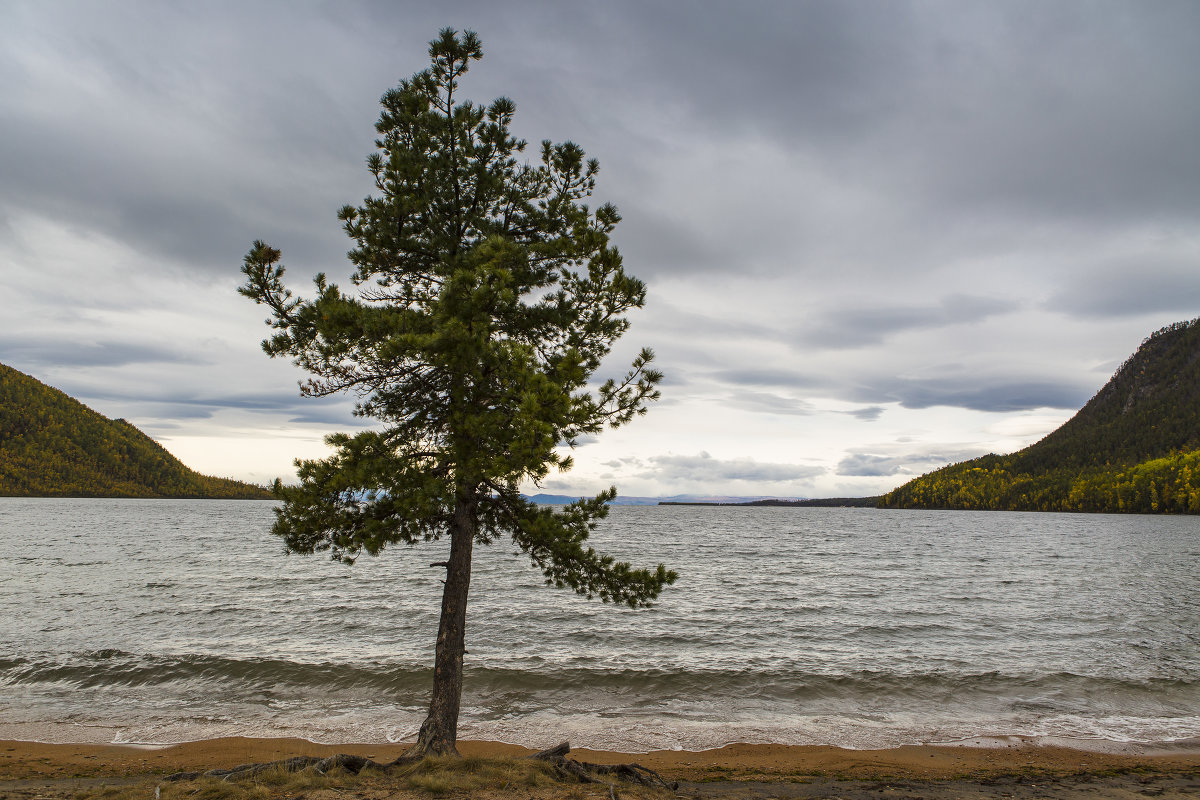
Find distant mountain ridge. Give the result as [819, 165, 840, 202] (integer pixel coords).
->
[526, 493, 803, 506]
[0, 362, 269, 498]
[882, 318, 1200, 513]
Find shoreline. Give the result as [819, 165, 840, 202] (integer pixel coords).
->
[7, 719, 1200, 757]
[7, 731, 1200, 757]
[4, 735, 1200, 782]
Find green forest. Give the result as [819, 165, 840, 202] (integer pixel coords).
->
[881, 318, 1200, 514]
[0, 362, 269, 498]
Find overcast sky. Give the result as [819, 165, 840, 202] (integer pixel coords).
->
[3, 0, 1199, 498]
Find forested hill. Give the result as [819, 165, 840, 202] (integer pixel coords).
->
[0, 362, 270, 498]
[881, 318, 1200, 514]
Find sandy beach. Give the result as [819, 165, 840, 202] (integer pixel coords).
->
[3, 736, 1200, 798]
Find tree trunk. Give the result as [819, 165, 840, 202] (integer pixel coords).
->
[406, 494, 476, 758]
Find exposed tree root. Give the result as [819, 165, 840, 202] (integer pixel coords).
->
[162, 740, 677, 794]
[532, 741, 678, 792]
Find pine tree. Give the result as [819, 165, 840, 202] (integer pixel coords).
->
[239, 28, 675, 757]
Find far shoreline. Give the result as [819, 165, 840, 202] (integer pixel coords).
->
[0, 494, 275, 500]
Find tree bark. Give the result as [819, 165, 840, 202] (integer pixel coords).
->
[406, 493, 476, 757]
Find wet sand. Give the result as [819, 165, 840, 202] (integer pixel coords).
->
[2, 736, 1199, 798]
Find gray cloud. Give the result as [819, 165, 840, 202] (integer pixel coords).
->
[710, 366, 1091, 413]
[1046, 259, 1200, 319]
[601, 457, 639, 469]
[286, 407, 368, 427]
[593, 2, 1200, 283]
[796, 294, 1020, 350]
[709, 368, 823, 390]
[634, 452, 826, 484]
[837, 447, 989, 477]
[0, 2, 392, 277]
[851, 377, 1090, 413]
[648, 305, 778, 342]
[45, 381, 361, 427]
[0, 338, 208, 369]
[845, 406, 886, 422]
[2, 1, 1197, 492]
[900, 4, 1200, 229]
[3, 1, 1198, 287]
[723, 391, 816, 417]
[836, 453, 906, 477]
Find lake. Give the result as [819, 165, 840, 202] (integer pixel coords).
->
[0, 498, 1197, 752]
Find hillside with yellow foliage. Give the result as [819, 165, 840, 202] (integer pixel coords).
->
[0, 362, 269, 498]
[882, 319, 1200, 513]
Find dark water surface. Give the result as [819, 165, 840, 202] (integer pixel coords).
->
[1, 498, 1197, 751]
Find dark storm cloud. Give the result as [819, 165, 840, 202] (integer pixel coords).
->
[5, 0, 1198, 284]
[588, 1, 1200, 280]
[0, 1, 398, 276]
[593, 0, 916, 144]
[902, 4, 1200, 229]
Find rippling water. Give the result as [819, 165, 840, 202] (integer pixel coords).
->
[1, 498, 1198, 751]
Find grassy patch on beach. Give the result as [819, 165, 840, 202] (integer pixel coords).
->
[72, 756, 670, 800]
